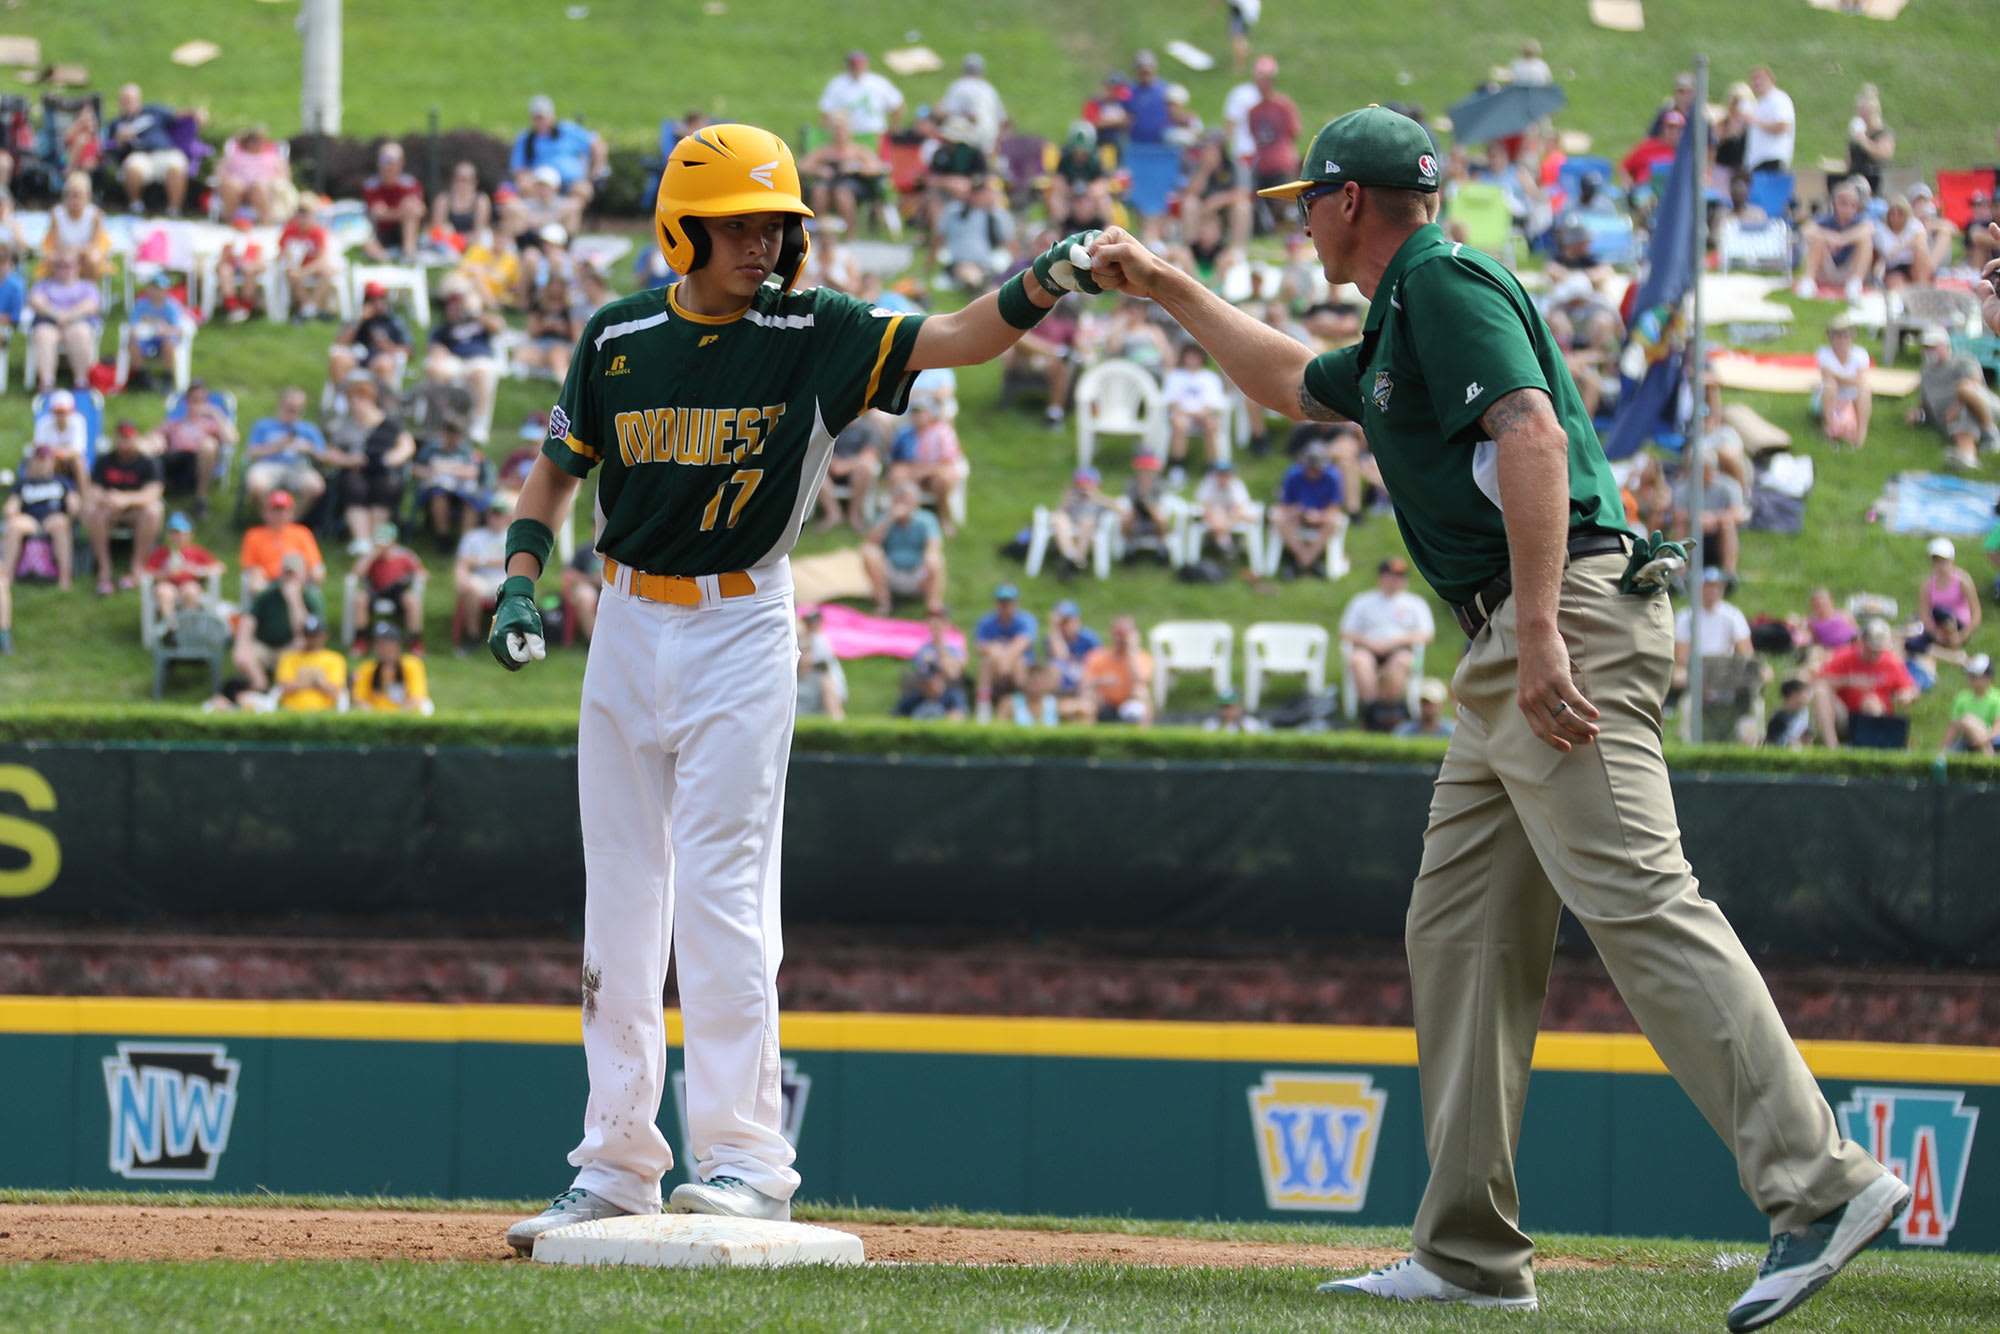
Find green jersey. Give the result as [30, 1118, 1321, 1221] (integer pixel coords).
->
[1302, 223, 1625, 606]
[1950, 688, 2000, 730]
[544, 283, 926, 575]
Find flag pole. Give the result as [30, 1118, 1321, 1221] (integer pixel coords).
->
[1687, 52, 1711, 744]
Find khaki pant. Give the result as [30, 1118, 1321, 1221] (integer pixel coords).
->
[1407, 553, 1882, 1299]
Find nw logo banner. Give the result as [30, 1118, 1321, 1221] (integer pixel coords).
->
[1838, 1086, 1979, 1245]
[102, 1042, 240, 1181]
[1248, 1072, 1387, 1212]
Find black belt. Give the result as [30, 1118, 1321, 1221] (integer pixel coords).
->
[1451, 531, 1632, 640]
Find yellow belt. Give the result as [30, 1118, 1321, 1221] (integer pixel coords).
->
[603, 557, 756, 607]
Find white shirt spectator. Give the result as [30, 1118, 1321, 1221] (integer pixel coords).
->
[1194, 471, 1252, 514]
[1815, 341, 1871, 402]
[1510, 56, 1554, 86]
[1162, 365, 1229, 416]
[819, 70, 905, 137]
[1676, 599, 1753, 653]
[935, 199, 1014, 270]
[939, 75, 1007, 153]
[1746, 85, 1796, 169]
[32, 412, 89, 459]
[1875, 215, 1927, 271]
[1222, 81, 1261, 164]
[1340, 587, 1437, 643]
[457, 523, 508, 587]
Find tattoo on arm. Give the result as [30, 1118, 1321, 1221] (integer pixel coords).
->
[1295, 380, 1340, 422]
[1480, 387, 1553, 442]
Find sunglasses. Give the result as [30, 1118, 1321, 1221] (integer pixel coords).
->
[1296, 182, 1342, 227]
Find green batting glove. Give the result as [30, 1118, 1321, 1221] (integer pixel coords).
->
[488, 574, 547, 671]
[1620, 529, 1690, 595]
[1031, 229, 1105, 296]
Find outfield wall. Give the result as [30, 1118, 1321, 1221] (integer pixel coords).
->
[3, 998, 1988, 1251]
[2, 746, 1997, 964]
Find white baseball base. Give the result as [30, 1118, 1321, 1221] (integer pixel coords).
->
[531, 1214, 866, 1269]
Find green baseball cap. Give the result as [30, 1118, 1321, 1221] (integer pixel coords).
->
[1256, 105, 1441, 201]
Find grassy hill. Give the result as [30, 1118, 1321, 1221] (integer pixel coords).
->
[2, 0, 1997, 743]
[18, 0, 2000, 170]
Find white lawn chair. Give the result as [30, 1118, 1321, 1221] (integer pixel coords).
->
[114, 306, 198, 394]
[1261, 510, 1350, 579]
[1026, 504, 1116, 579]
[1243, 622, 1330, 712]
[1883, 286, 1978, 366]
[1341, 641, 1427, 720]
[1109, 491, 1190, 568]
[347, 262, 430, 327]
[136, 568, 224, 646]
[1179, 500, 1265, 572]
[1148, 619, 1234, 703]
[266, 250, 352, 323]
[1074, 358, 1168, 469]
[1715, 217, 1794, 278]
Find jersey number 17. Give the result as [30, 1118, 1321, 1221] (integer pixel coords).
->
[699, 469, 764, 531]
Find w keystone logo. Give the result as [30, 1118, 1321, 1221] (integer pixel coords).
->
[102, 1043, 240, 1181]
[1248, 1072, 1387, 1212]
[672, 1059, 810, 1181]
[1838, 1087, 1979, 1245]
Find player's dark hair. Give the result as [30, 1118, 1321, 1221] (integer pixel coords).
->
[1367, 187, 1437, 226]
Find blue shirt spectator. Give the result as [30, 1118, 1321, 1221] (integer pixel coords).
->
[430, 310, 496, 359]
[879, 506, 941, 571]
[248, 413, 327, 468]
[1046, 601, 1102, 692]
[1126, 62, 1171, 144]
[105, 101, 178, 155]
[977, 604, 1038, 650]
[0, 264, 24, 330]
[1281, 460, 1343, 511]
[511, 99, 601, 191]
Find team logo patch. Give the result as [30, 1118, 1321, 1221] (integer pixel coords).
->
[748, 159, 779, 189]
[103, 1042, 240, 1181]
[1248, 1071, 1387, 1212]
[1838, 1087, 1980, 1245]
[672, 1059, 811, 1181]
[699, 334, 721, 348]
[547, 405, 570, 441]
[1417, 153, 1438, 179]
[606, 354, 630, 376]
[1371, 370, 1394, 412]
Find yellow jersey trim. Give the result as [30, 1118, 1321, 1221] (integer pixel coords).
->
[863, 314, 905, 407]
[563, 432, 601, 461]
[667, 283, 751, 327]
[1, 998, 1994, 1083]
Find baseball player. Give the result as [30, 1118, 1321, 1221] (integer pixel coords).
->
[1088, 106, 1907, 1331]
[499, 123, 1102, 1253]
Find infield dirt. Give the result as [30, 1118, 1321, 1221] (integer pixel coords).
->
[0, 1205, 1614, 1270]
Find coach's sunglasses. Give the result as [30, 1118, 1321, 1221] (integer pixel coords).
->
[1296, 182, 1342, 228]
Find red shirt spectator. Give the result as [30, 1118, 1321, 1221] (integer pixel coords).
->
[1821, 642, 1916, 715]
[1248, 93, 1303, 184]
[142, 535, 220, 586]
[279, 214, 330, 268]
[1620, 111, 1684, 186]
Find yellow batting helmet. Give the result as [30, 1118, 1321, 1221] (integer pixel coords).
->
[656, 123, 814, 292]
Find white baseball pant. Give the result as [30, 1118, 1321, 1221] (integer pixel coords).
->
[565, 556, 802, 1214]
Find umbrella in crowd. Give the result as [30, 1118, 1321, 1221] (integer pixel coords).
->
[1446, 82, 1567, 144]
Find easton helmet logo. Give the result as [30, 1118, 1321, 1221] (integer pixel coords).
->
[1248, 1072, 1387, 1212]
[1839, 1087, 1980, 1245]
[103, 1042, 240, 1181]
[1418, 153, 1438, 178]
[748, 160, 779, 189]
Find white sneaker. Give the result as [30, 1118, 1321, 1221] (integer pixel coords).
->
[1318, 1256, 1539, 1310]
[1726, 1171, 1912, 1331]
[669, 1175, 791, 1222]
[1792, 278, 1817, 300]
[1844, 275, 1864, 302]
[506, 1187, 634, 1254]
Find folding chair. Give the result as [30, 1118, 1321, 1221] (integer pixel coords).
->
[114, 303, 198, 394]
[151, 606, 230, 701]
[1148, 619, 1234, 702]
[1259, 510, 1348, 579]
[1025, 504, 1115, 580]
[137, 567, 224, 646]
[1243, 622, 1329, 712]
[1746, 171, 1796, 223]
[1073, 358, 1167, 469]
[1883, 287, 1977, 366]
[1933, 169, 1998, 232]
[347, 263, 431, 328]
[1123, 142, 1183, 220]
[1341, 642, 1426, 720]
[1448, 182, 1517, 266]
[1715, 217, 1795, 277]
[1180, 499, 1265, 572]
[31, 388, 105, 469]
[341, 568, 430, 648]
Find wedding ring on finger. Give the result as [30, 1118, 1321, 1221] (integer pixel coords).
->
[1551, 700, 1570, 717]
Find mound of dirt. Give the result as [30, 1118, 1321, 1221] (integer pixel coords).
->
[0, 1205, 1610, 1270]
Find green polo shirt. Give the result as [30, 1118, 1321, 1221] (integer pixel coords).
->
[1302, 223, 1625, 606]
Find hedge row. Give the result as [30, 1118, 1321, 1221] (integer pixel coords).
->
[0, 707, 1994, 783]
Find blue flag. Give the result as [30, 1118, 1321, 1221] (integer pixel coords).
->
[1602, 123, 1698, 460]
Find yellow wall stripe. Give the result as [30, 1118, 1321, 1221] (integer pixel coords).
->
[0, 998, 1990, 1084]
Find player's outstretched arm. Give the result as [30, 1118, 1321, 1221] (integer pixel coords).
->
[906, 231, 1102, 371]
[1086, 227, 1317, 418]
[488, 454, 581, 672]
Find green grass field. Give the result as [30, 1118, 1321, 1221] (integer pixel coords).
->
[5, 1, 1999, 739]
[0, 1191, 1993, 1333]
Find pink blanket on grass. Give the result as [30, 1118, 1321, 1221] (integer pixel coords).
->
[807, 602, 966, 661]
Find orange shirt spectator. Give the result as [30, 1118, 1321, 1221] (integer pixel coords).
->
[1080, 615, 1155, 725]
[240, 495, 325, 587]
